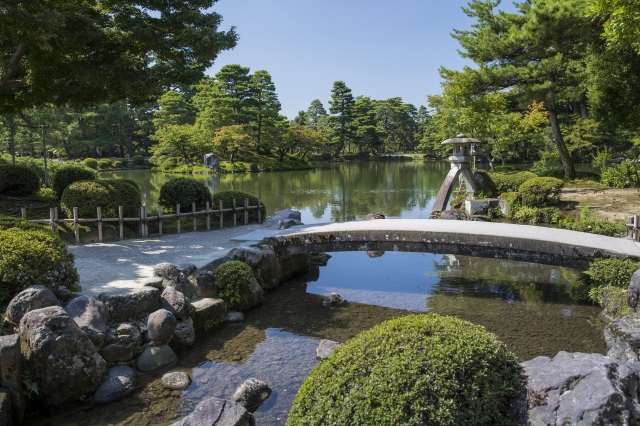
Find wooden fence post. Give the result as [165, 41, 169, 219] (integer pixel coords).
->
[97, 206, 103, 242]
[243, 198, 249, 225]
[206, 201, 211, 231]
[232, 198, 237, 227]
[176, 204, 181, 234]
[635, 215, 639, 242]
[219, 200, 224, 229]
[118, 206, 124, 240]
[73, 207, 80, 244]
[192, 202, 197, 232]
[49, 207, 57, 233]
[20, 208, 26, 220]
[140, 205, 147, 237]
[158, 206, 163, 236]
[258, 197, 262, 223]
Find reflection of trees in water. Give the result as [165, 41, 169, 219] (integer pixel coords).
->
[104, 161, 448, 220]
[431, 254, 582, 304]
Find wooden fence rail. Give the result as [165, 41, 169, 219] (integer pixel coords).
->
[21, 198, 262, 244]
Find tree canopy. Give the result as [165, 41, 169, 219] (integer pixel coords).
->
[0, 0, 237, 114]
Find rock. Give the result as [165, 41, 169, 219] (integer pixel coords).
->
[169, 321, 196, 349]
[604, 313, 640, 363]
[99, 287, 161, 322]
[277, 253, 310, 282]
[316, 339, 342, 360]
[262, 209, 302, 230]
[228, 246, 280, 290]
[153, 262, 184, 281]
[363, 213, 385, 220]
[192, 298, 227, 331]
[366, 250, 385, 258]
[628, 269, 640, 312]
[170, 397, 254, 426]
[65, 295, 108, 348]
[473, 170, 496, 197]
[161, 371, 191, 390]
[141, 276, 164, 290]
[322, 293, 347, 309]
[225, 312, 245, 323]
[499, 196, 513, 217]
[113, 322, 142, 345]
[6, 285, 60, 325]
[177, 263, 197, 276]
[147, 309, 177, 343]
[19, 306, 107, 408]
[136, 344, 177, 373]
[308, 253, 331, 266]
[522, 351, 640, 425]
[0, 334, 23, 423]
[91, 365, 137, 404]
[439, 210, 468, 220]
[153, 262, 196, 298]
[234, 275, 264, 311]
[232, 378, 271, 410]
[100, 342, 136, 363]
[193, 270, 218, 298]
[161, 287, 195, 320]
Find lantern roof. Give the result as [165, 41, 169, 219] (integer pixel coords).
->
[441, 134, 483, 145]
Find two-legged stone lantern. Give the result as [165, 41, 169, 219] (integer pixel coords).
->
[431, 134, 484, 215]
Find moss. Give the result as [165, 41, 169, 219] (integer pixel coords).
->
[287, 314, 523, 426]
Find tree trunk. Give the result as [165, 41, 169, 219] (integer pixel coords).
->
[547, 108, 576, 179]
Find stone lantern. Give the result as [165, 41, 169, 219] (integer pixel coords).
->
[431, 134, 484, 214]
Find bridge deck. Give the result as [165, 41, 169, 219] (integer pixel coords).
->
[262, 219, 640, 268]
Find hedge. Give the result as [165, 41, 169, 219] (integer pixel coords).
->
[287, 314, 523, 425]
[60, 180, 141, 218]
[211, 190, 266, 223]
[159, 178, 211, 212]
[518, 177, 563, 207]
[50, 163, 96, 198]
[0, 164, 41, 196]
[489, 171, 537, 194]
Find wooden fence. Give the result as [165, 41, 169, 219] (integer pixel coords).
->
[628, 215, 640, 242]
[21, 198, 262, 244]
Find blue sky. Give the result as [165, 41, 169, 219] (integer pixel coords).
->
[208, 1, 517, 119]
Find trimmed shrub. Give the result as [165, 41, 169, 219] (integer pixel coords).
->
[60, 180, 141, 218]
[159, 178, 211, 212]
[213, 260, 253, 309]
[0, 227, 79, 305]
[489, 171, 537, 193]
[288, 314, 523, 426]
[0, 214, 45, 232]
[211, 190, 266, 224]
[518, 177, 563, 207]
[131, 154, 145, 166]
[113, 160, 123, 169]
[98, 159, 111, 170]
[0, 164, 41, 195]
[601, 160, 640, 188]
[83, 158, 98, 169]
[50, 163, 96, 198]
[119, 179, 140, 190]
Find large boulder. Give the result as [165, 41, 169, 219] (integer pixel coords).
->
[628, 269, 640, 312]
[99, 287, 161, 322]
[100, 322, 142, 363]
[19, 306, 107, 408]
[136, 344, 177, 373]
[147, 309, 177, 344]
[604, 313, 640, 363]
[192, 270, 218, 298]
[161, 287, 195, 320]
[192, 298, 227, 331]
[5, 286, 60, 326]
[91, 365, 137, 404]
[170, 397, 254, 426]
[153, 262, 196, 298]
[277, 253, 309, 282]
[227, 246, 280, 290]
[0, 335, 23, 423]
[169, 321, 196, 349]
[232, 378, 272, 410]
[65, 295, 108, 348]
[522, 351, 640, 425]
[261, 209, 302, 230]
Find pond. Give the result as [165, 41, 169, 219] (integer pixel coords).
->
[29, 161, 607, 425]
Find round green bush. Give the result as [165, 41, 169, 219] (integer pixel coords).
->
[113, 160, 123, 169]
[60, 180, 142, 218]
[213, 260, 253, 309]
[50, 163, 96, 198]
[287, 314, 523, 425]
[0, 227, 79, 305]
[131, 154, 145, 166]
[98, 159, 111, 170]
[83, 158, 98, 169]
[518, 177, 564, 207]
[489, 171, 537, 193]
[159, 178, 211, 212]
[601, 160, 640, 188]
[211, 190, 266, 223]
[0, 164, 41, 196]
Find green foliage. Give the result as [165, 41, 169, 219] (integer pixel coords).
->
[131, 155, 145, 166]
[249, 163, 259, 172]
[473, 170, 496, 197]
[98, 159, 111, 169]
[287, 314, 523, 426]
[592, 146, 613, 173]
[559, 208, 626, 237]
[499, 192, 521, 218]
[211, 190, 266, 223]
[83, 158, 98, 170]
[0, 227, 79, 305]
[213, 261, 252, 309]
[489, 171, 538, 193]
[50, 163, 96, 198]
[593, 286, 632, 318]
[511, 206, 561, 225]
[572, 258, 640, 305]
[113, 161, 123, 169]
[0, 214, 45, 232]
[518, 177, 564, 207]
[600, 160, 640, 188]
[159, 178, 211, 212]
[160, 156, 184, 170]
[60, 180, 141, 218]
[0, 164, 40, 195]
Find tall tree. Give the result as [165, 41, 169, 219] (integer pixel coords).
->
[353, 97, 382, 154]
[0, 0, 237, 113]
[590, 0, 640, 53]
[306, 99, 328, 130]
[249, 70, 281, 153]
[453, 0, 597, 179]
[328, 81, 355, 157]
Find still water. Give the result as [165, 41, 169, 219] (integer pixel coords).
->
[34, 161, 606, 425]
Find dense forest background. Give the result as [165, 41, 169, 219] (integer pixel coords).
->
[1, 0, 639, 177]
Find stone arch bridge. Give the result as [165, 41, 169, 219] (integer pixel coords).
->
[261, 219, 640, 269]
